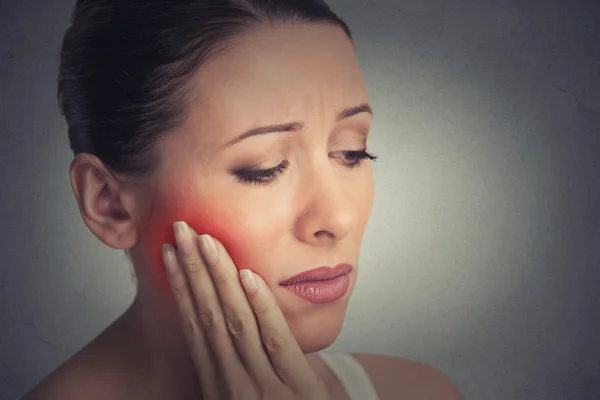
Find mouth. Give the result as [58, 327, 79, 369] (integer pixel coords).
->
[279, 264, 353, 304]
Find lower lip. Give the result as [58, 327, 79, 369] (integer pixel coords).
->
[281, 274, 350, 304]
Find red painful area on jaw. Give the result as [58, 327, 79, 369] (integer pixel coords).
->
[141, 201, 258, 294]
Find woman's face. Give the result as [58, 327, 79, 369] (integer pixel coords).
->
[139, 23, 374, 353]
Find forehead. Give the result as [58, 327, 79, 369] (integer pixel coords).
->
[187, 23, 368, 135]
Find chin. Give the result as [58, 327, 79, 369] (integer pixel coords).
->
[299, 336, 338, 354]
[289, 303, 349, 354]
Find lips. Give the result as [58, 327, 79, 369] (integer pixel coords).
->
[279, 264, 353, 286]
[279, 264, 353, 304]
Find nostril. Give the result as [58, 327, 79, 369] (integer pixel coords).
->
[314, 230, 335, 239]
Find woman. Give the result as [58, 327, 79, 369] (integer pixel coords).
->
[24, 0, 462, 399]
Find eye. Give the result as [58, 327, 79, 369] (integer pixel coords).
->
[232, 160, 289, 185]
[334, 149, 378, 168]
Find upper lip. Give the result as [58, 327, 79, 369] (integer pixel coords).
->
[279, 264, 353, 285]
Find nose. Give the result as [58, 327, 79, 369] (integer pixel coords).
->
[293, 169, 357, 246]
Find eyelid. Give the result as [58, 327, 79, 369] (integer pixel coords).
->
[330, 139, 368, 153]
[233, 160, 289, 185]
[330, 129, 369, 148]
[233, 158, 283, 172]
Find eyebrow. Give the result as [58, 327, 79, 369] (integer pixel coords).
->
[224, 102, 373, 147]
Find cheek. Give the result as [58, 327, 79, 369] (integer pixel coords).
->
[140, 192, 275, 292]
[363, 172, 375, 216]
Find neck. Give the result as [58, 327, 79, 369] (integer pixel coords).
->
[116, 250, 330, 398]
[119, 256, 202, 398]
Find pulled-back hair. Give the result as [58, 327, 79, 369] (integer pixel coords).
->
[58, 0, 352, 178]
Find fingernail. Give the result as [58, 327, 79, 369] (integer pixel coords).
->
[198, 234, 218, 266]
[162, 243, 178, 275]
[173, 221, 194, 254]
[240, 269, 257, 294]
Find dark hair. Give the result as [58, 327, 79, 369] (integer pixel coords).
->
[58, 0, 352, 178]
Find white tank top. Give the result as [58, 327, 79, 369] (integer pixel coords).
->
[317, 352, 380, 400]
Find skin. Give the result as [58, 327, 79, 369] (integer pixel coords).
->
[141, 22, 375, 354]
[23, 23, 463, 399]
[162, 222, 332, 399]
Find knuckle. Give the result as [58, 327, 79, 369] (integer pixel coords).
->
[211, 270, 228, 285]
[261, 332, 285, 353]
[252, 301, 272, 318]
[197, 308, 221, 328]
[182, 316, 198, 338]
[171, 276, 188, 293]
[184, 258, 204, 273]
[225, 313, 248, 337]
[275, 365, 296, 384]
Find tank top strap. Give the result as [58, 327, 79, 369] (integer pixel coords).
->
[317, 352, 380, 400]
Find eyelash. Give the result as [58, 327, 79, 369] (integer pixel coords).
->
[233, 150, 378, 186]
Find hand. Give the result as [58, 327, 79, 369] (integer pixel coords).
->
[161, 221, 330, 400]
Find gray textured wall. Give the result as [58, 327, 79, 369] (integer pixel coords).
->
[1, 0, 599, 399]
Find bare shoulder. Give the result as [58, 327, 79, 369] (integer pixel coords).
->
[22, 333, 140, 400]
[351, 353, 463, 400]
[22, 354, 115, 400]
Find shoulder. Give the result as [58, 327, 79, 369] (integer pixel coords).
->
[22, 338, 139, 400]
[22, 356, 111, 400]
[351, 353, 463, 400]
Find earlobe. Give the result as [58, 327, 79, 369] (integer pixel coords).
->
[69, 154, 138, 250]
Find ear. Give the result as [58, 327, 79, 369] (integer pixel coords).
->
[69, 153, 140, 250]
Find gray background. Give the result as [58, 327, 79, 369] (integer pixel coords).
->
[1, 0, 599, 399]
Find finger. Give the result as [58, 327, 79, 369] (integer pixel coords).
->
[239, 269, 317, 390]
[161, 243, 220, 400]
[199, 235, 280, 387]
[172, 221, 248, 386]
